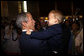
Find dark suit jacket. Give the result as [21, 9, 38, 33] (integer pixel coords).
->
[30, 24, 68, 54]
[19, 31, 49, 55]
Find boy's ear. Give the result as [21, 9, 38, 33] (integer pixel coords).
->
[55, 19, 59, 24]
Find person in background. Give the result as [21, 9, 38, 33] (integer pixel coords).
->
[70, 22, 80, 55]
[75, 19, 83, 55]
[71, 22, 80, 36]
[3, 21, 21, 55]
[75, 28, 83, 55]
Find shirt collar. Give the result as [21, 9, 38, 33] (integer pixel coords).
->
[22, 29, 27, 32]
[22, 29, 33, 32]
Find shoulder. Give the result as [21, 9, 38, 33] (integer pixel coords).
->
[20, 32, 31, 39]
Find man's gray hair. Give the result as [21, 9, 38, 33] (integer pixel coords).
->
[16, 12, 28, 29]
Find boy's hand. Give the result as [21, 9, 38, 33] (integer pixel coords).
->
[26, 30, 31, 35]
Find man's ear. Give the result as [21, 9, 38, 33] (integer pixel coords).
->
[22, 21, 27, 26]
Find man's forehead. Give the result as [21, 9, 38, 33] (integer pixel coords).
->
[27, 13, 31, 16]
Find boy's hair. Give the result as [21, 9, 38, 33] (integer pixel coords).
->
[49, 10, 63, 23]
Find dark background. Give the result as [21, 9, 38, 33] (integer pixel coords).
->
[1, 0, 83, 20]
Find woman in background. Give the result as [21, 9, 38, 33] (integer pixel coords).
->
[3, 21, 21, 55]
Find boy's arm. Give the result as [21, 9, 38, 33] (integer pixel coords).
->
[31, 30, 54, 40]
[27, 28, 61, 40]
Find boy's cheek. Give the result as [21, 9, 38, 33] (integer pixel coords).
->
[49, 21, 53, 25]
[49, 19, 54, 23]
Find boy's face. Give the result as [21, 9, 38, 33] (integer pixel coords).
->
[48, 13, 58, 26]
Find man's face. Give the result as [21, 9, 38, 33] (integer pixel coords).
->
[48, 13, 58, 26]
[26, 13, 35, 30]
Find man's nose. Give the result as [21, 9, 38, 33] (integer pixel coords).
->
[34, 20, 35, 23]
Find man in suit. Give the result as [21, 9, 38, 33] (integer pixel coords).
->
[26, 10, 71, 55]
[16, 12, 49, 55]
